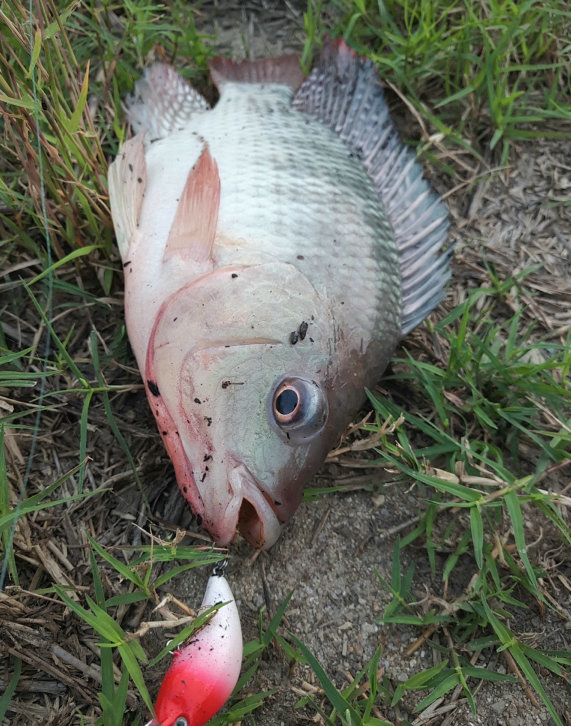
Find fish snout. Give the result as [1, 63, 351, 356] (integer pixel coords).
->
[225, 463, 283, 548]
[192, 458, 301, 548]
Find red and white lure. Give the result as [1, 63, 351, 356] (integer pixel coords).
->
[145, 570, 242, 726]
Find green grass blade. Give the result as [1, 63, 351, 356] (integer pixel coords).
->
[90, 550, 121, 726]
[88, 535, 149, 594]
[90, 330, 144, 493]
[470, 503, 484, 569]
[290, 633, 362, 725]
[504, 490, 538, 593]
[27, 244, 102, 285]
[413, 672, 460, 712]
[0, 657, 21, 722]
[116, 641, 153, 714]
[482, 600, 563, 726]
[0, 427, 18, 584]
[391, 661, 449, 706]
[0, 460, 98, 530]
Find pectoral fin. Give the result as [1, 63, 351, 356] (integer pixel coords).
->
[163, 143, 221, 265]
[107, 134, 147, 260]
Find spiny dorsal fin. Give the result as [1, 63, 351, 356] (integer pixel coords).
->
[124, 63, 210, 139]
[293, 38, 452, 335]
[164, 143, 220, 265]
[107, 133, 146, 260]
[209, 54, 304, 91]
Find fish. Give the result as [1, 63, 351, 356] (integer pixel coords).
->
[144, 571, 242, 726]
[108, 38, 451, 550]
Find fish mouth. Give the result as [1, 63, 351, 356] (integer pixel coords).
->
[222, 460, 283, 549]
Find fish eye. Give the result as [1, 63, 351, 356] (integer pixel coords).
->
[270, 377, 328, 442]
[174, 719, 188, 726]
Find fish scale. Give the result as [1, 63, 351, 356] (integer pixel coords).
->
[178, 83, 401, 341]
[108, 39, 451, 549]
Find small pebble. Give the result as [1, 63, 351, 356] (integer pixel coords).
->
[492, 698, 507, 714]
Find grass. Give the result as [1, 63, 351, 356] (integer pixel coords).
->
[303, 0, 570, 164]
[1, 0, 570, 725]
[301, 268, 570, 724]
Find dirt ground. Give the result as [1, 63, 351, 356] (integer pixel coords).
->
[1, 1, 569, 725]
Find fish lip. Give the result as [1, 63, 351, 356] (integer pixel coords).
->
[227, 460, 283, 548]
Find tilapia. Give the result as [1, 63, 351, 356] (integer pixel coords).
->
[108, 39, 451, 549]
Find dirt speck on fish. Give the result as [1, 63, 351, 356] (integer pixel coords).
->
[108, 38, 452, 549]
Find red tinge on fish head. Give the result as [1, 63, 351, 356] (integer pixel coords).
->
[109, 40, 452, 549]
[145, 574, 242, 726]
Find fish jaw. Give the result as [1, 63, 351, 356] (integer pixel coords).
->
[227, 460, 283, 548]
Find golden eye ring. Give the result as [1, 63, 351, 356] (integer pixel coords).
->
[273, 383, 301, 423]
[269, 376, 328, 443]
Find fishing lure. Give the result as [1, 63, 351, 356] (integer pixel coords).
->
[145, 570, 242, 726]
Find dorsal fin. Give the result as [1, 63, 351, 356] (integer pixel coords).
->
[293, 38, 452, 335]
[209, 54, 304, 91]
[124, 63, 210, 139]
[107, 133, 146, 259]
[164, 143, 220, 265]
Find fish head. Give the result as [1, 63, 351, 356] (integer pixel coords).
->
[146, 262, 342, 548]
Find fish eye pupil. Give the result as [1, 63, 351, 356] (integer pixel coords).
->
[269, 376, 328, 442]
[276, 388, 298, 416]
[174, 719, 188, 726]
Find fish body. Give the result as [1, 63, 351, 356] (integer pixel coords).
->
[109, 40, 451, 548]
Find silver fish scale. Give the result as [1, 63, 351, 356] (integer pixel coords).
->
[190, 84, 402, 352]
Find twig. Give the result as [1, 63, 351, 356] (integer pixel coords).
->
[501, 649, 540, 708]
[310, 507, 331, 546]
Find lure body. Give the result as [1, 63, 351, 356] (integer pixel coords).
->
[146, 574, 242, 726]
